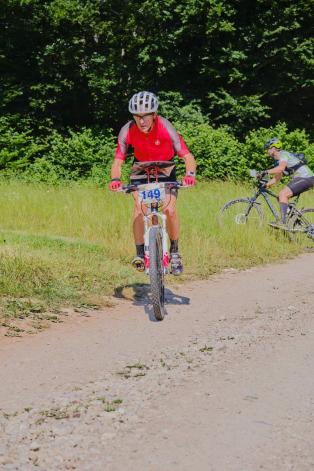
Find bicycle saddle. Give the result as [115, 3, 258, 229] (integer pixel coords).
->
[132, 161, 175, 171]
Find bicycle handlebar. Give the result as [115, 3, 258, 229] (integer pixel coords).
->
[257, 179, 268, 188]
[120, 181, 187, 194]
[248, 169, 269, 189]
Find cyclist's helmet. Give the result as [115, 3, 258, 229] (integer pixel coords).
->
[264, 137, 283, 150]
[128, 91, 158, 114]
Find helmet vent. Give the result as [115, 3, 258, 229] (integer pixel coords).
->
[129, 91, 158, 114]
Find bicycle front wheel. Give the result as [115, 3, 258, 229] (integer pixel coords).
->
[149, 226, 165, 321]
[288, 207, 314, 244]
[219, 198, 264, 228]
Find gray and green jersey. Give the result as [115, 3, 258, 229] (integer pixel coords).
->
[279, 150, 314, 178]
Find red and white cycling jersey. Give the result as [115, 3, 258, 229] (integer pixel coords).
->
[114, 115, 190, 162]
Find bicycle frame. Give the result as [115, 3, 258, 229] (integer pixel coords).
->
[121, 160, 190, 284]
[248, 183, 300, 221]
[143, 201, 170, 275]
[122, 180, 182, 275]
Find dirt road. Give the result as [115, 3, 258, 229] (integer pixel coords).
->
[1, 254, 314, 471]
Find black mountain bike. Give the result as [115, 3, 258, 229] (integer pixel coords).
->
[219, 172, 314, 243]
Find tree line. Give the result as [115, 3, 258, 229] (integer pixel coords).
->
[0, 0, 313, 176]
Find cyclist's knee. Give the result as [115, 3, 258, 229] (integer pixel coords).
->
[133, 204, 142, 219]
[279, 187, 292, 201]
[163, 206, 177, 219]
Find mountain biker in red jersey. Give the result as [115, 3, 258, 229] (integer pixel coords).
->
[109, 91, 197, 275]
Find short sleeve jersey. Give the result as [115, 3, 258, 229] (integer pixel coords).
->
[279, 151, 314, 178]
[114, 116, 190, 162]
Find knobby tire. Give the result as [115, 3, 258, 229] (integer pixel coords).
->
[288, 207, 314, 244]
[219, 198, 264, 228]
[149, 226, 165, 321]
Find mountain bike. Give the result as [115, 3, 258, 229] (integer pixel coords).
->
[219, 171, 314, 243]
[121, 161, 187, 321]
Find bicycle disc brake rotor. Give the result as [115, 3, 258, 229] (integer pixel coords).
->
[235, 213, 247, 224]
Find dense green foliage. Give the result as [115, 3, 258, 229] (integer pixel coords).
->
[1, 0, 313, 133]
[0, 1, 313, 180]
[1, 114, 313, 183]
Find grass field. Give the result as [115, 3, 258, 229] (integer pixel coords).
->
[0, 180, 312, 335]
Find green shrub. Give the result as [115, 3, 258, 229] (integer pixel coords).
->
[174, 122, 246, 180]
[44, 128, 116, 179]
[23, 159, 66, 184]
[284, 128, 314, 170]
[0, 117, 45, 170]
[159, 91, 207, 125]
[0, 118, 312, 184]
[242, 123, 314, 173]
[21, 128, 117, 183]
[207, 90, 271, 137]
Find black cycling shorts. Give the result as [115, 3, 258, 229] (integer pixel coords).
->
[287, 176, 314, 196]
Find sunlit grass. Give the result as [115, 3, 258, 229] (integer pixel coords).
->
[0, 179, 312, 323]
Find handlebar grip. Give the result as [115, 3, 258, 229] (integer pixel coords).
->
[121, 184, 137, 193]
[121, 182, 184, 192]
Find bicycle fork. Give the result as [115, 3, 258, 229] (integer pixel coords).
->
[143, 211, 170, 275]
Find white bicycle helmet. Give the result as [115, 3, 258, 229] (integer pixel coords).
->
[128, 91, 158, 114]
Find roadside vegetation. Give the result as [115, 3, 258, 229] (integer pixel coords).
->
[0, 180, 312, 335]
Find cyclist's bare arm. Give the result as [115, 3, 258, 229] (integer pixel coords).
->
[266, 173, 282, 188]
[111, 158, 124, 180]
[265, 161, 287, 187]
[267, 161, 287, 176]
[182, 152, 196, 174]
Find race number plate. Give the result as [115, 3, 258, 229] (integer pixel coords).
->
[138, 184, 166, 205]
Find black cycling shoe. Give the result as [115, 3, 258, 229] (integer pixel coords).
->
[132, 256, 145, 272]
[170, 252, 183, 276]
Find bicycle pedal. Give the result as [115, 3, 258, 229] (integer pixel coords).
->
[170, 254, 184, 276]
[132, 258, 145, 272]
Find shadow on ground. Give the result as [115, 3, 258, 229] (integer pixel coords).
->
[114, 283, 190, 322]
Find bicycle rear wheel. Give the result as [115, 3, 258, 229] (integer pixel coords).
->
[288, 208, 314, 244]
[149, 226, 165, 321]
[219, 198, 264, 228]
